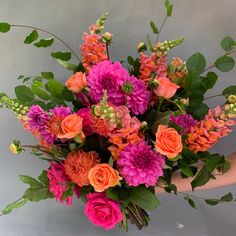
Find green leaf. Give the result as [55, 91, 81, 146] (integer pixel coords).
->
[191, 166, 211, 190]
[56, 59, 78, 73]
[62, 87, 75, 102]
[217, 160, 230, 173]
[61, 185, 73, 200]
[32, 86, 50, 100]
[165, 0, 173, 16]
[0, 22, 11, 33]
[106, 188, 120, 201]
[34, 38, 54, 48]
[205, 154, 225, 172]
[223, 85, 236, 96]
[80, 186, 92, 203]
[180, 164, 196, 177]
[2, 198, 28, 215]
[38, 170, 49, 186]
[41, 71, 54, 80]
[17, 75, 25, 80]
[215, 55, 235, 72]
[164, 184, 177, 194]
[221, 36, 235, 51]
[186, 52, 206, 74]
[51, 51, 71, 61]
[191, 102, 209, 120]
[19, 175, 43, 188]
[182, 148, 199, 165]
[221, 192, 233, 202]
[45, 80, 64, 95]
[15, 85, 35, 102]
[129, 185, 160, 210]
[150, 21, 158, 34]
[24, 30, 38, 44]
[184, 70, 201, 92]
[24, 187, 53, 202]
[205, 199, 220, 205]
[127, 56, 135, 65]
[202, 72, 218, 89]
[185, 197, 197, 209]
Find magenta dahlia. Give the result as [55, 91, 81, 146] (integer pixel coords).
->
[125, 76, 150, 115]
[117, 141, 165, 187]
[27, 105, 49, 131]
[87, 60, 127, 105]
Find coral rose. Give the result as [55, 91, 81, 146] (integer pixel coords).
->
[58, 114, 83, 139]
[155, 77, 179, 99]
[84, 193, 123, 230]
[65, 72, 87, 93]
[155, 125, 183, 158]
[88, 164, 122, 192]
[65, 151, 100, 187]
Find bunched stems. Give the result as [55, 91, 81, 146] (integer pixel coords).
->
[10, 24, 81, 63]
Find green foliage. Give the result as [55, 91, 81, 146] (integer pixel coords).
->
[184, 196, 197, 209]
[38, 170, 49, 186]
[23, 187, 53, 202]
[34, 38, 54, 48]
[165, 0, 173, 16]
[215, 55, 235, 72]
[41, 71, 54, 80]
[129, 185, 160, 210]
[202, 72, 218, 89]
[205, 192, 233, 206]
[164, 184, 177, 194]
[184, 70, 201, 92]
[205, 154, 225, 172]
[19, 175, 43, 188]
[223, 85, 236, 96]
[51, 51, 71, 61]
[106, 187, 120, 201]
[15, 85, 35, 102]
[62, 87, 75, 102]
[2, 198, 28, 215]
[56, 59, 78, 73]
[191, 166, 211, 190]
[221, 36, 235, 51]
[180, 163, 197, 177]
[150, 21, 158, 34]
[186, 52, 206, 74]
[24, 30, 39, 44]
[0, 22, 11, 33]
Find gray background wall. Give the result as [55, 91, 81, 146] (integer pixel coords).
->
[0, 0, 236, 235]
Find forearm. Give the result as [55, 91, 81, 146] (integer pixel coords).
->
[156, 152, 236, 193]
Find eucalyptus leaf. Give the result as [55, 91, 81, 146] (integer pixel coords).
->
[186, 52, 206, 74]
[24, 30, 38, 44]
[223, 85, 236, 96]
[221, 36, 235, 51]
[34, 38, 54, 48]
[56, 59, 78, 73]
[0, 22, 11, 33]
[215, 55, 235, 72]
[51, 51, 71, 61]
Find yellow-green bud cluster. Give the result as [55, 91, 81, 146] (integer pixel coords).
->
[0, 96, 28, 115]
[9, 140, 25, 154]
[227, 95, 236, 104]
[102, 32, 113, 43]
[137, 42, 147, 52]
[94, 12, 109, 33]
[224, 102, 236, 119]
[158, 37, 184, 52]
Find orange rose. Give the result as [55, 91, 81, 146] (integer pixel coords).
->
[155, 125, 183, 159]
[65, 72, 87, 93]
[154, 77, 179, 99]
[58, 114, 83, 139]
[88, 164, 122, 192]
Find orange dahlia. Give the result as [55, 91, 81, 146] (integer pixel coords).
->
[64, 150, 100, 187]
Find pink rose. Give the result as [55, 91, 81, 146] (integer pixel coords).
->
[47, 162, 80, 206]
[84, 193, 123, 230]
[155, 77, 180, 99]
[77, 108, 94, 136]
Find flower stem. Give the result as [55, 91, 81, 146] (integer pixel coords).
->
[154, 98, 164, 123]
[10, 24, 81, 62]
[105, 42, 110, 60]
[156, 16, 168, 43]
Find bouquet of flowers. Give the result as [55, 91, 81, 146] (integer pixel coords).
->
[1, 1, 236, 231]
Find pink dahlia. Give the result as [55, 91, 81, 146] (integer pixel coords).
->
[87, 60, 127, 105]
[27, 105, 49, 131]
[117, 141, 165, 187]
[47, 162, 73, 206]
[125, 75, 150, 115]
